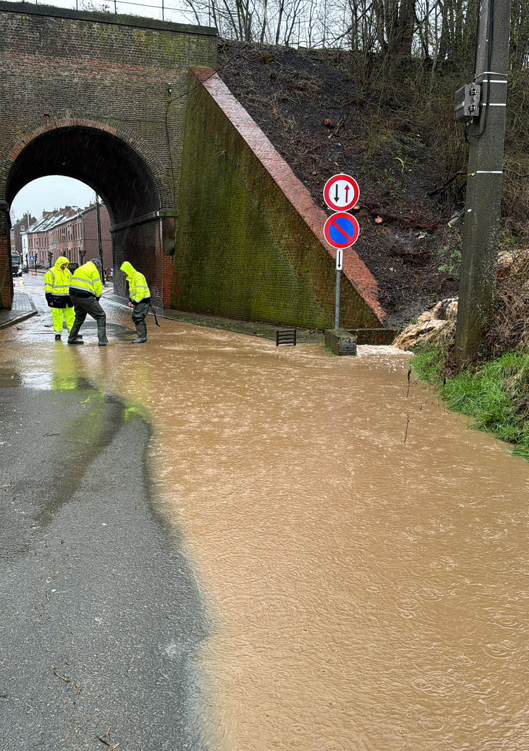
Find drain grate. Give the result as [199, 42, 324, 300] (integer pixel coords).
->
[276, 329, 296, 346]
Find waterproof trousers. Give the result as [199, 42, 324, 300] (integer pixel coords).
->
[69, 294, 108, 344]
[131, 301, 149, 340]
[51, 306, 75, 334]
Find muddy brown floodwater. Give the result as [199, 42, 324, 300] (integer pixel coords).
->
[4, 306, 529, 750]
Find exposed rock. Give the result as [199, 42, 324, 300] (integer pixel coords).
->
[393, 298, 457, 350]
[497, 249, 529, 278]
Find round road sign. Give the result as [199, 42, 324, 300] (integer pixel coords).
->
[323, 212, 360, 249]
[323, 174, 360, 211]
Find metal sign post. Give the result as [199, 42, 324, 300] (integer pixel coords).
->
[323, 174, 361, 330]
[335, 249, 343, 329]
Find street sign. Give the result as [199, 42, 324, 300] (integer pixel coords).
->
[336, 249, 343, 270]
[323, 174, 360, 212]
[29, 256, 35, 261]
[323, 212, 360, 249]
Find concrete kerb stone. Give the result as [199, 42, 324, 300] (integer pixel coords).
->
[105, 292, 325, 342]
[325, 328, 357, 356]
[0, 291, 37, 329]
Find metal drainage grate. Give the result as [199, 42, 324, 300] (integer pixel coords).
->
[276, 329, 297, 346]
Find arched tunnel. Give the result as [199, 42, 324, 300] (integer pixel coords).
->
[6, 125, 172, 304]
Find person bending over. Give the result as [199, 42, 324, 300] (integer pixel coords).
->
[68, 258, 108, 346]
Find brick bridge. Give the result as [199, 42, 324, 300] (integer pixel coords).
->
[0, 1, 216, 308]
[0, 1, 384, 329]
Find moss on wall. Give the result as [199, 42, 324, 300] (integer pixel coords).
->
[173, 75, 380, 329]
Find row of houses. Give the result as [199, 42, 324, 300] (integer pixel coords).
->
[11, 203, 112, 270]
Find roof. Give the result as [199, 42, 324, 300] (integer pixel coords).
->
[26, 208, 80, 234]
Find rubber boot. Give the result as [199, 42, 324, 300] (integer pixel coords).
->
[130, 319, 147, 344]
[98, 331, 109, 347]
[55, 334, 61, 341]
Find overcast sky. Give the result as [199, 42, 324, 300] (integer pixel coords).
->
[11, 176, 97, 222]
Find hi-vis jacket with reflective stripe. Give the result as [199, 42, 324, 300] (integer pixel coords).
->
[120, 261, 151, 304]
[44, 256, 72, 300]
[69, 261, 102, 297]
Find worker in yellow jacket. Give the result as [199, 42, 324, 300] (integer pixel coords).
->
[68, 258, 108, 346]
[44, 256, 77, 341]
[120, 261, 151, 344]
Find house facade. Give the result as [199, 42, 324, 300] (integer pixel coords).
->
[24, 203, 111, 269]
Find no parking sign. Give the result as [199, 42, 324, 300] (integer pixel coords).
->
[323, 212, 360, 249]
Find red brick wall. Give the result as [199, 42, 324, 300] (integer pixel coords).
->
[0, 211, 13, 308]
[82, 206, 112, 269]
[162, 254, 174, 307]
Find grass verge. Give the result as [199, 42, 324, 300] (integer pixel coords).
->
[412, 348, 529, 460]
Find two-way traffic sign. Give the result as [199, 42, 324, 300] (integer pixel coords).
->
[323, 174, 360, 212]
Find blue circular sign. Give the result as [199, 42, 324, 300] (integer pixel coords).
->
[323, 212, 360, 249]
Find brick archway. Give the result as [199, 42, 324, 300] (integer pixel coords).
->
[4, 123, 170, 305]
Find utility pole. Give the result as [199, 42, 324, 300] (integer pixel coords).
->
[95, 195, 106, 287]
[454, 0, 512, 363]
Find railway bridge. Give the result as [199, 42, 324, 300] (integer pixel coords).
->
[0, 0, 383, 329]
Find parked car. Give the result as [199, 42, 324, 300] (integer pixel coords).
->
[11, 252, 22, 277]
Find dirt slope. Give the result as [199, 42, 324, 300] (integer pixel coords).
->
[218, 41, 463, 328]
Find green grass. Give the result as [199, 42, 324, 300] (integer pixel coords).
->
[412, 348, 529, 460]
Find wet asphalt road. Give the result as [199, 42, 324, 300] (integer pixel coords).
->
[0, 279, 210, 750]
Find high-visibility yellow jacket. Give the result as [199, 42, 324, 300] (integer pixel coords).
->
[69, 261, 102, 298]
[44, 256, 72, 307]
[120, 261, 151, 304]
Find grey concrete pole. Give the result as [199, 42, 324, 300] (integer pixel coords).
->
[454, 0, 511, 363]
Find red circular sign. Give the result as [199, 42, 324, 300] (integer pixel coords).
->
[323, 212, 360, 249]
[323, 174, 360, 212]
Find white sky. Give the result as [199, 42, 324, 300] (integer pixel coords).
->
[10, 176, 96, 222]
[1, 0, 202, 26]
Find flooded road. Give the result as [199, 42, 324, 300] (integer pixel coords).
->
[2, 277, 529, 750]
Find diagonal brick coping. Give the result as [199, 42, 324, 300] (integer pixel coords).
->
[192, 67, 385, 324]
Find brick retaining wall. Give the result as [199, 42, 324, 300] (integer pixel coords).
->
[172, 68, 384, 329]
